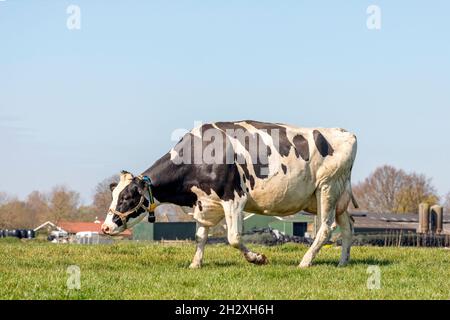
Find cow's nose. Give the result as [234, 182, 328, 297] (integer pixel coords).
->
[102, 225, 110, 234]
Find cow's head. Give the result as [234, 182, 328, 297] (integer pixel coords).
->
[101, 171, 152, 235]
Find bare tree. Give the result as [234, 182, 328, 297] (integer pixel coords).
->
[25, 191, 50, 226]
[0, 192, 47, 228]
[395, 173, 439, 213]
[0, 192, 9, 205]
[353, 165, 439, 214]
[74, 205, 99, 222]
[353, 165, 406, 213]
[0, 199, 30, 229]
[48, 186, 80, 223]
[92, 175, 119, 216]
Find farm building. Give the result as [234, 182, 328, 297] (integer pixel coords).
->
[132, 221, 197, 241]
[34, 219, 132, 243]
[58, 221, 131, 238]
[132, 204, 197, 241]
[242, 211, 450, 238]
[350, 212, 450, 234]
[243, 213, 315, 237]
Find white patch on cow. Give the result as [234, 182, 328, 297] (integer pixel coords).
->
[110, 173, 133, 210]
[189, 225, 209, 269]
[170, 148, 179, 162]
[190, 186, 224, 227]
[102, 172, 134, 234]
[221, 193, 247, 246]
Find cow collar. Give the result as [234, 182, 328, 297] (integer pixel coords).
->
[108, 175, 157, 228]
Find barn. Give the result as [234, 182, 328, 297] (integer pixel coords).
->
[243, 211, 450, 239]
[351, 212, 450, 234]
[243, 213, 315, 237]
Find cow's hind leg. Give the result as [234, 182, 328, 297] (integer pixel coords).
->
[299, 184, 339, 268]
[336, 211, 353, 267]
[189, 225, 209, 269]
[223, 197, 268, 265]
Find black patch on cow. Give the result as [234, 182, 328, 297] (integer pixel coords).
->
[248, 175, 256, 190]
[242, 175, 246, 183]
[244, 120, 293, 157]
[281, 164, 287, 174]
[197, 201, 203, 211]
[239, 160, 256, 190]
[292, 134, 310, 161]
[313, 130, 334, 157]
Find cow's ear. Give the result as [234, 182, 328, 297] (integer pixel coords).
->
[135, 178, 147, 195]
[110, 183, 118, 192]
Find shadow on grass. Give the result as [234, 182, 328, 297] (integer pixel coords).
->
[311, 258, 394, 267]
[174, 261, 243, 269]
[205, 261, 242, 268]
[172, 258, 394, 271]
[252, 257, 395, 268]
[175, 256, 394, 270]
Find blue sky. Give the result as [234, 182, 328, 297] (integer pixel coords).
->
[1, 1, 449, 203]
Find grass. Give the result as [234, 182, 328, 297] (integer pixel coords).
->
[1, 238, 449, 300]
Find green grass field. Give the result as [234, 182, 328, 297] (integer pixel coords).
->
[1, 239, 449, 300]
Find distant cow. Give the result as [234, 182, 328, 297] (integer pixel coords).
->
[102, 120, 358, 268]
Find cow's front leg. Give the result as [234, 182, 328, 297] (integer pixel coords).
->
[223, 197, 268, 266]
[189, 225, 209, 269]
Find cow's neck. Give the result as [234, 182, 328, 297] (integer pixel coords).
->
[140, 153, 197, 207]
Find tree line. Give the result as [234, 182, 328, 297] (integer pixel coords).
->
[0, 165, 449, 229]
[0, 175, 119, 229]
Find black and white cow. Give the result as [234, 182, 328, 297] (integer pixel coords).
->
[102, 120, 358, 268]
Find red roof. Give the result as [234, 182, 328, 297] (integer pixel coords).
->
[58, 221, 132, 236]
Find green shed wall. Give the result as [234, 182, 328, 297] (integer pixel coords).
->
[243, 215, 277, 232]
[133, 222, 197, 241]
[269, 221, 294, 236]
[154, 222, 196, 241]
[132, 222, 154, 241]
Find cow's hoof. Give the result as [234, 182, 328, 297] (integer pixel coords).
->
[338, 261, 349, 268]
[245, 252, 269, 265]
[189, 263, 202, 269]
[254, 254, 269, 266]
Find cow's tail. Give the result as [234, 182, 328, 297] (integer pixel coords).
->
[345, 176, 359, 210]
[347, 133, 359, 210]
[351, 192, 359, 209]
